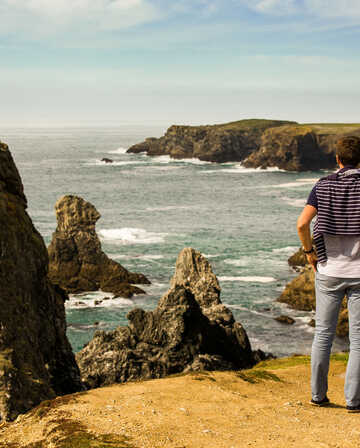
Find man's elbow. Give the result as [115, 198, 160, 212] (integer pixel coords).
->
[297, 218, 310, 232]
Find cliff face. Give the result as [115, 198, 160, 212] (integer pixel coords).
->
[0, 142, 82, 421]
[76, 248, 255, 388]
[127, 119, 296, 163]
[48, 195, 150, 298]
[243, 125, 336, 171]
[128, 120, 360, 171]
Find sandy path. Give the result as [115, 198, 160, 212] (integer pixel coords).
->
[0, 355, 358, 448]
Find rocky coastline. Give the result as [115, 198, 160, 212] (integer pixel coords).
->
[76, 248, 266, 388]
[278, 247, 348, 338]
[127, 120, 360, 171]
[0, 135, 351, 428]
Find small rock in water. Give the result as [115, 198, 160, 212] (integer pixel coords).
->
[308, 319, 315, 327]
[101, 157, 113, 163]
[275, 315, 295, 325]
[74, 301, 86, 306]
[103, 297, 111, 301]
[94, 300, 103, 306]
[94, 321, 100, 326]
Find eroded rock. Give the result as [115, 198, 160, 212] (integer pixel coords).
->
[127, 119, 296, 163]
[76, 248, 255, 388]
[278, 253, 348, 337]
[0, 142, 82, 421]
[48, 195, 150, 298]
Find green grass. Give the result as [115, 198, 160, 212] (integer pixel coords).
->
[236, 369, 281, 384]
[252, 353, 349, 371]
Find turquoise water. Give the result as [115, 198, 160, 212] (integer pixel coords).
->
[2, 126, 348, 356]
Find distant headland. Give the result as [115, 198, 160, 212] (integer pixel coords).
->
[127, 119, 360, 171]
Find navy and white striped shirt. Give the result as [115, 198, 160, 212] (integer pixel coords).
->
[307, 167, 360, 263]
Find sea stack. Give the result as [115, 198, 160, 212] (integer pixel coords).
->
[48, 195, 150, 298]
[76, 248, 256, 388]
[0, 142, 82, 421]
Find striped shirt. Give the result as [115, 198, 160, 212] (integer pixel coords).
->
[307, 167, 360, 264]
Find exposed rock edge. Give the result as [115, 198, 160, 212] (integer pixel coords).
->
[76, 248, 258, 388]
[0, 141, 82, 421]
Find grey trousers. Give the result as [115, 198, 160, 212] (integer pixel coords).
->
[311, 273, 360, 406]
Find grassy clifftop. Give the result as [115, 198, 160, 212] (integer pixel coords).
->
[0, 354, 354, 448]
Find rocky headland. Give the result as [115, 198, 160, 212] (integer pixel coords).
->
[128, 120, 360, 171]
[76, 248, 260, 388]
[0, 142, 82, 421]
[278, 248, 348, 337]
[48, 195, 150, 298]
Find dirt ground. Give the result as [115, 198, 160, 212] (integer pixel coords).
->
[0, 354, 358, 448]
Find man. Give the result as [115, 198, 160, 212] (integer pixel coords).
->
[297, 136, 360, 412]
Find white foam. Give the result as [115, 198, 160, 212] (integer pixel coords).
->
[66, 290, 134, 309]
[112, 254, 164, 262]
[270, 178, 319, 189]
[108, 147, 128, 154]
[219, 276, 276, 283]
[272, 246, 299, 254]
[146, 205, 193, 212]
[151, 155, 211, 165]
[282, 196, 306, 208]
[99, 228, 168, 245]
[224, 258, 250, 267]
[87, 159, 146, 167]
[203, 165, 283, 174]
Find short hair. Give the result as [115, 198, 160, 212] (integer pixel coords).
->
[336, 136, 360, 167]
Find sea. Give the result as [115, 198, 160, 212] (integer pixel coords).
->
[1, 125, 348, 357]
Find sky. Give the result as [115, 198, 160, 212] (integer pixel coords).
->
[0, 0, 359, 126]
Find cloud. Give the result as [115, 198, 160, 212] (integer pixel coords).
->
[241, 0, 299, 16]
[304, 0, 360, 18]
[242, 0, 360, 20]
[0, 0, 161, 36]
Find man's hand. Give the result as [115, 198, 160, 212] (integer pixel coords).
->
[306, 251, 318, 272]
[297, 205, 318, 271]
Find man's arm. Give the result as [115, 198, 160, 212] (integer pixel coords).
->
[297, 204, 318, 272]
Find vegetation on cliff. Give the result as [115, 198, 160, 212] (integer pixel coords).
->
[128, 119, 360, 170]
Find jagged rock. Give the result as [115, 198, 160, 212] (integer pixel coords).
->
[288, 247, 308, 268]
[243, 125, 336, 171]
[127, 119, 296, 163]
[48, 195, 150, 298]
[275, 315, 295, 325]
[101, 158, 113, 163]
[0, 142, 82, 421]
[76, 248, 255, 388]
[244, 124, 360, 171]
[278, 262, 347, 337]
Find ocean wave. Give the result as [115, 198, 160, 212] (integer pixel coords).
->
[269, 178, 319, 189]
[150, 155, 212, 165]
[224, 258, 250, 267]
[86, 159, 146, 167]
[282, 196, 306, 208]
[219, 276, 276, 283]
[203, 165, 283, 174]
[99, 227, 168, 245]
[107, 147, 128, 154]
[66, 291, 134, 309]
[112, 254, 164, 261]
[272, 246, 299, 254]
[146, 205, 194, 212]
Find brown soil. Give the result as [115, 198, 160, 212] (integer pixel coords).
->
[0, 354, 358, 448]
